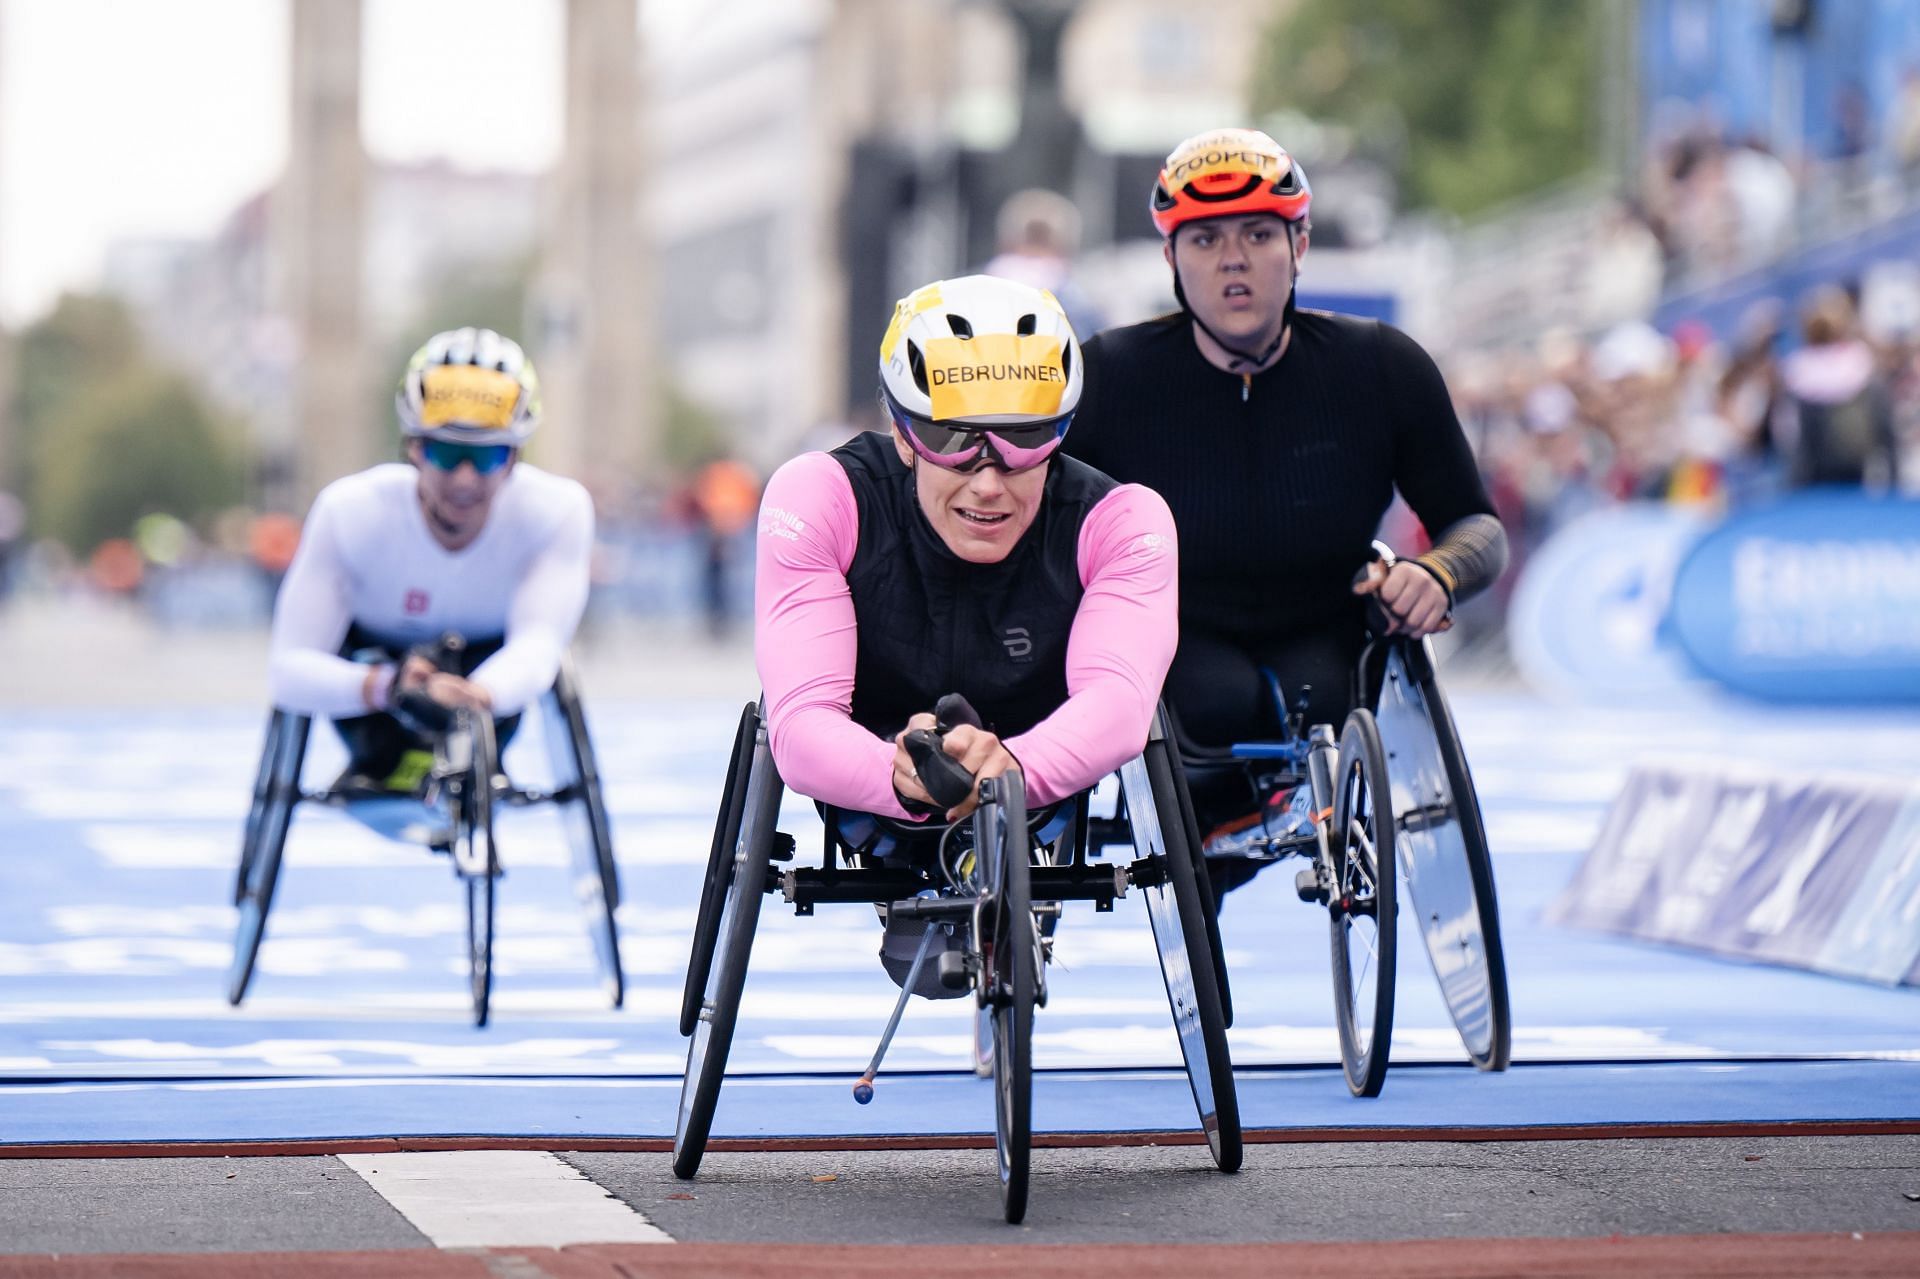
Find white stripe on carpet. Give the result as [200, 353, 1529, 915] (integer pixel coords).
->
[339, 1150, 671, 1247]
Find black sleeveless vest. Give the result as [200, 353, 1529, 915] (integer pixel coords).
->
[832, 431, 1116, 740]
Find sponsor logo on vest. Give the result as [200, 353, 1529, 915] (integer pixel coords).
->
[404, 588, 430, 615]
[1002, 626, 1032, 660]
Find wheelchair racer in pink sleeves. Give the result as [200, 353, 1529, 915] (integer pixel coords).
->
[754, 273, 1179, 875]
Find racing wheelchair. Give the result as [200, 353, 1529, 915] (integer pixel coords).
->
[227, 638, 623, 1027]
[1159, 548, 1511, 1097]
[674, 695, 1240, 1225]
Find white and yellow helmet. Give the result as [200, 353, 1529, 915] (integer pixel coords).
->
[395, 326, 543, 445]
[879, 274, 1083, 429]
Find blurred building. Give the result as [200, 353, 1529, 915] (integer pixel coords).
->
[646, 0, 1271, 465]
[100, 0, 1285, 483]
[104, 163, 541, 502]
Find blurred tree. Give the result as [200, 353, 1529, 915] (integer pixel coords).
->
[659, 384, 731, 474]
[6, 294, 144, 507]
[1253, 0, 1602, 217]
[32, 368, 244, 552]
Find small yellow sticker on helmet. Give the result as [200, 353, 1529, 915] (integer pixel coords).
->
[420, 364, 522, 430]
[878, 282, 946, 362]
[924, 334, 1066, 421]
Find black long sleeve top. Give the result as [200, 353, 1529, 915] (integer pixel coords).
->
[1064, 310, 1498, 640]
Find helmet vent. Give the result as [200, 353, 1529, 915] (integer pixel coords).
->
[907, 341, 930, 395]
[946, 314, 974, 339]
[1016, 313, 1037, 336]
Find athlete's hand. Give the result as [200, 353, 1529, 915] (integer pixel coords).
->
[396, 654, 439, 693]
[1354, 559, 1452, 637]
[395, 654, 493, 713]
[891, 713, 941, 812]
[891, 713, 1021, 821]
[935, 723, 1019, 821]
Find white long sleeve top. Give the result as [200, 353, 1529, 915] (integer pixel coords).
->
[268, 462, 593, 717]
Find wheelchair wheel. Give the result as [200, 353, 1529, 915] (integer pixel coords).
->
[228, 711, 310, 1006]
[1328, 708, 1396, 1098]
[1373, 642, 1511, 1071]
[453, 712, 500, 1029]
[972, 1006, 994, 1077]
[1158, 727, 1234, 1028]
[681, 702, 759, 1038]
[978, 771, 1034, 1225]
[542, 664, 624, 1009]
[1119, 733, 1242, 1173]
[674, 712, 782, 1180]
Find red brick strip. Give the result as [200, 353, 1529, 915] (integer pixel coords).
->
[3, 1235, 1919, 1279]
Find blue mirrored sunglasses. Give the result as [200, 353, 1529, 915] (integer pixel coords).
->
[422, 439, 515, 474]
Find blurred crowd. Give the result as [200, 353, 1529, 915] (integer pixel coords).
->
[0, 461, 767, 638]
[1446, 282, 1916, 600]
[1637, 81, 1920, 286]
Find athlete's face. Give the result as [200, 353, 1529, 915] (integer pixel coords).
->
[1167, 213, 1304, 350]
[891, 426, 1047, 564]
[409, 440, 515, 548]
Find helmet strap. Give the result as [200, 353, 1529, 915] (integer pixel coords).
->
[1169, 224, 1299, 373]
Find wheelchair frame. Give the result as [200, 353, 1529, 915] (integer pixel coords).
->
[227, 660, 624, 1027]
[1174, 630, 1512, 1097]
[674, 700, 1241, 1225]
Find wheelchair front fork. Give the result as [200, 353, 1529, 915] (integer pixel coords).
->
[1296, 724, 1340, 905]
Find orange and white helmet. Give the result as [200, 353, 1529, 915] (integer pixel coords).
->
[1150, 128, 1311, 239]
[877, 275, 1083, 471]
[395, 327, 542, 445]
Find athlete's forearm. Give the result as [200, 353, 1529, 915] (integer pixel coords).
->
[1412, 512, 1508, 607]
[755, 453, 916, 820]
[469, 493, 593, 714]
[270, 648, 383, 717]
[1004, 485, 1178, 804]
[267, 493, 368, 716]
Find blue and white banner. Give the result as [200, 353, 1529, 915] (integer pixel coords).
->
[1550, 764, 1920, 987]
[1505, 504, 1709, 702]
[1668, 493, 1920, 703]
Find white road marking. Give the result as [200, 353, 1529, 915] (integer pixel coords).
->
[339, 1149, 671, 1247]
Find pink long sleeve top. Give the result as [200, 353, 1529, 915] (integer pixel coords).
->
[754, 448, 1178, 820]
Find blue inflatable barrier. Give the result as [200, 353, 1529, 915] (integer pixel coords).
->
[1549, 763, 1920, 987]
[1669, 493, 1920, 703]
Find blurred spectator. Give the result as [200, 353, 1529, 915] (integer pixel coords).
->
[1584, 202, 1666, 328]
[1776, 286, 1900, 490]
[88, 539, 143, 595]
[689, 456, 760, 639]
[980, 188, 1105, 338]
[0, 492, 24, 602]
[248, 512, 302, 593]
[1891, 67, 1920, 190]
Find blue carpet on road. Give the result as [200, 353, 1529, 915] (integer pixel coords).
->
[2, 691, 1917, 1144]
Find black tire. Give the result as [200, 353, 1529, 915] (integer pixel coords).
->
[673, 717, 781, 1180]
[228, 711, 309, 1006]
[1139, 738, 1243, 1172]
[467, 867, 495, 1028]
[234, 711, 281, 906]
[681, 702, 759, 1038]
[980, 771, 1034, 1225]
[545, 666, 624, 1009]
[1158, 727, 1234, 1027]
[1401, 643, 1512, 1071]
[457, 712, 500, 1029]
[1329, 708, 1396, 1098]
